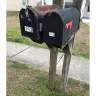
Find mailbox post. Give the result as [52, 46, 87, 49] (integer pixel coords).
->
[43, 7, 81, 91]
[60, 0, 83, 91]
[42, 0, 83, 91]
[60, 35, 75, 91]
[48, 46, 58, 90]
[19, 4, 59, 90]
[19, 0, 83, 92]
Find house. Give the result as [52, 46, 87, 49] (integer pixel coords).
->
[63, 0, 90, 19]
[7, 0, 42, 11]
[63, 0, 90, 24]
[81, 0, 90, 19]
[7, 0, 90, 19]
[42, 0, 90, 19]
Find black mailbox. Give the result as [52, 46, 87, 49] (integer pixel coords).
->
[19, 5, 59, 44]
[19, 6, 44, 44]
[43, 7, 81, 48]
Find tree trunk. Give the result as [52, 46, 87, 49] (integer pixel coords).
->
[53, 0, 64, 9]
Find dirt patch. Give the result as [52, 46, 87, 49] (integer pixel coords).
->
[73, 23, 89, 57]
[7, 59, 89, 96]
[76, 23, 89, 45]
[7, 16, 19, 27]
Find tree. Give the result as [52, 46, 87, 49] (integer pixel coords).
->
[53, 0, 64, 9]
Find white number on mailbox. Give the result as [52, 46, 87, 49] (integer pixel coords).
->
[25, 26, 33, 33]
[49, 32, 55, 37]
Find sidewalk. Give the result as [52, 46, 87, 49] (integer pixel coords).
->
[7, 41, 89, 83]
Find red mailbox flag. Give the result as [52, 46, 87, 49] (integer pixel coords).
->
[65, 20, 73, 29]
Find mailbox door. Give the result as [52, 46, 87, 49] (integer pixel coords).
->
[43, 7, 80, 48]
[43, 12, 63, 48]
[62, 7, 80, 45]
[19, 8, 40, 40]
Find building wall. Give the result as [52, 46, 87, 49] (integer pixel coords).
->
[7, 0, 90, 19]
[42, 0, 52, 5]
[7, 0, 73, 11]
[7, 0, 21, 11]
[81, 0, 90, 19]
[7, 0, 42, 11]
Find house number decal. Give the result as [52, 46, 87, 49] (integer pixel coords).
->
[25, 26, 33, 33]
[49, 32, 55, 37]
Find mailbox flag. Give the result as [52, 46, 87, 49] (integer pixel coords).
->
[65, 21, 73, 29]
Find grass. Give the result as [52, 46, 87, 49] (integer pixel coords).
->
[67, 78, 80, 86]
[7, 11, 19, 17]
[7, 59, 89, 96]
[10, 61, 29, 69]
[7, 12, 89, 58]
[7, 25, 89, 58]
[81, 83, 89, 90]
[7, 26, 48, 49]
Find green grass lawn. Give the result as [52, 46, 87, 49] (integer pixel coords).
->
[7, 25, 89, 58]
[7, 11, 89, 58]
[7, 59, 89, 96]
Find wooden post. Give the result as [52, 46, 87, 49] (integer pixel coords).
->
[61, 36, 75, 91]
[60, 0, 83, 92]
[48, 46, 58, 90]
